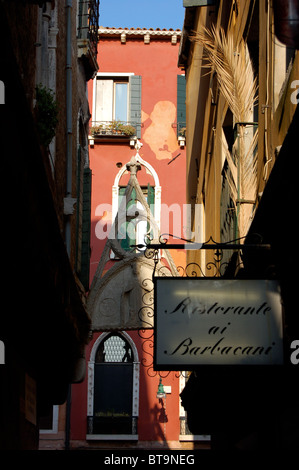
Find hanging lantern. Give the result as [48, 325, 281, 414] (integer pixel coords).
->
[156, 377, 166, 399]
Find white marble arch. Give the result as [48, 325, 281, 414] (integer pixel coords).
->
[87, 332, 140, 424]
[112, 146, 162, 230]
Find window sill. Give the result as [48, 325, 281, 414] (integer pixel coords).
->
[86, 434, 138, 441]
[89, 135, 136, 147]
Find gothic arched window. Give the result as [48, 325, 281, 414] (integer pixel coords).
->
[87, 332, 139, 439]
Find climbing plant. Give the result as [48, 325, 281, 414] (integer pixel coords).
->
[35, 84, 59, 147]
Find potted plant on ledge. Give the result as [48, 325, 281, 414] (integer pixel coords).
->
[118, 124, 136, 136]
[178, 127, 186, 147]
[90, 124, 104, 136]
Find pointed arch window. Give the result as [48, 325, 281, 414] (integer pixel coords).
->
[95, 333, 134, 363]
[111, 156, 162, 257]
[118, 184, 155, 252]
[87, 332, 139, 440]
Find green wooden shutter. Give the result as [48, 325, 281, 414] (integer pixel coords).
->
[177, 75, 186, 137]
[118, 186, 155, 251]
[129, 75, 142, 138]
[177, 75, 186, 134]
[80, 167, 92, 289]
[147, 184, 155, 214]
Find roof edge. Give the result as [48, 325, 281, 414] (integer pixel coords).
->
[98, 26, 182, 37]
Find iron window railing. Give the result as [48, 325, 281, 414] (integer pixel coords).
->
[180, 416, 192, 436]
[87, 415, 138, 436]
[89, 121, 138, 138]
[77, 0, 100, 59]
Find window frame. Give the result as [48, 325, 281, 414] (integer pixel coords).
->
[39, 405, 59, 435]
[112, 159, 161, 235]
[113, 81, 129, 122]
[92, 73, 134, 123]
[87, 332, 140, 441]
[92, 73, 141, 139]
[117, 185, 155, 253]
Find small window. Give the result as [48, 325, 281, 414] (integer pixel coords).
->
[118, 185, 155, 252]
[94, 78, 128, 122]
[114, 82, 128, 122]
[95, 334, 133, 363]
[93, 74, 142, 138]
[89, 333, 138, 437]
[39, 406, 59, 434]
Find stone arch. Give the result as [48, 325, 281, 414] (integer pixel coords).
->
[90, 331, 139, 363]
[112, 149, 161, 229]
[87, 331, 140, 436]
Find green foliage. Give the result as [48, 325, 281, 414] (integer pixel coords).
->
[118, 124, 136, 136]
[90, 122, 136, 137]
[90, 124, 103, 135]
[35, 84, 59, 147]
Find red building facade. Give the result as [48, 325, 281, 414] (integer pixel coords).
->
[43, 26, 209, 450]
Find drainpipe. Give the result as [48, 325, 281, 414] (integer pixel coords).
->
[65, 0, 73, 257]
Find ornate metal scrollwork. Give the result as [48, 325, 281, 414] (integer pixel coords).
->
[137, 233, 271, 377]
[138, 278, 154, 329]
[136, 325, 185, 378]
[137, 276, 183, 378]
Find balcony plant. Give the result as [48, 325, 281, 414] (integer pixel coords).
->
[108, 120, 122, 134]
[90, 122, 136, 137]
[178, 127, 186, 147]
[118, 124, 136, 136]
[178, 127, 186, 137]
[90, 124, 104, 136]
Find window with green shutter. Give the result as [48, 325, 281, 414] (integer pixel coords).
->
[118, 187, 136, 252]
[93, 74, 142, 138]
[118, 185, 154, 252]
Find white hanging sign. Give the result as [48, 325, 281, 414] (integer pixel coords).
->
[154, 279, 284, 369]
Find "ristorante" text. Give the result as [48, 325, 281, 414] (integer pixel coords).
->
[167, 298, 271, 316]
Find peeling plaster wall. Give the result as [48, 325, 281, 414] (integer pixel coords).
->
[143, 101, 178, 160]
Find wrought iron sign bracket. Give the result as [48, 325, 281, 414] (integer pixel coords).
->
[134, 234, 273, 378]
[132, 234, 272, 279]
[135, 234, 271, 256]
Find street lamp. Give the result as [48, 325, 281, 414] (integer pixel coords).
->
[156, 377, 166, 399]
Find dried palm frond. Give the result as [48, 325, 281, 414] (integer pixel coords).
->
[222, 130, 237, 201]
[191, 25, 259, 238]
[190, 25, 258, 122]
